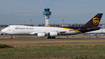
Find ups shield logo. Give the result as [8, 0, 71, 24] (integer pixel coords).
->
[93, 18, 99, 25]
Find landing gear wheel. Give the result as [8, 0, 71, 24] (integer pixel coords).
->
[47, 36, 56, 39]
[52, 37, 55, 39]
[48, 37, 51, 39]
[11, 35, 13, 39]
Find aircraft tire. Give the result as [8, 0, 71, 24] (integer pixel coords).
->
[47, 36, 56, 39]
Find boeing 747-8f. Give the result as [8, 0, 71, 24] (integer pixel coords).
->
[1, 13, 103, 39]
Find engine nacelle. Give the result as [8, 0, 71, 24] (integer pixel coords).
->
[37, 33, 45, 37]
[48, 32, 58, 36]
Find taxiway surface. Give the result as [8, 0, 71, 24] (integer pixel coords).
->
[0, 38, 105, 40]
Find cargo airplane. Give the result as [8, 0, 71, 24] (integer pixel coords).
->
[1, 13, 103, 39]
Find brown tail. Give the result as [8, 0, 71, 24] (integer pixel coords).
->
[82, 13, 103, 27]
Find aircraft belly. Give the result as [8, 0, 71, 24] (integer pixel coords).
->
[60, 31, 78, 35]
[66, 31, 78, 34]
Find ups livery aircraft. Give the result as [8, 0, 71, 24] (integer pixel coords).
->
[1, 13, 103, 39]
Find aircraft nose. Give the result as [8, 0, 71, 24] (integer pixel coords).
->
[1, 29, 6, 33]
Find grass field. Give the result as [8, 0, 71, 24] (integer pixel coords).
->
[0, 39, 105, 59]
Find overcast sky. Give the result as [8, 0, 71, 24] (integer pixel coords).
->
[0, 0, 105, 24]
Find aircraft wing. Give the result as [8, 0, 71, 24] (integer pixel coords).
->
[29, 32, 37, 35]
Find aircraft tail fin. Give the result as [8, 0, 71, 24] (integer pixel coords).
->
[82, 13, 103, 27]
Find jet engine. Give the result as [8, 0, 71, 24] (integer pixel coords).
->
[37, 33, 45, 37]
[48, 32, 58, 36]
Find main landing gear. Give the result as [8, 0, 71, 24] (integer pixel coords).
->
[47, 36, 56, 39]
[11, 35, 13, 39]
